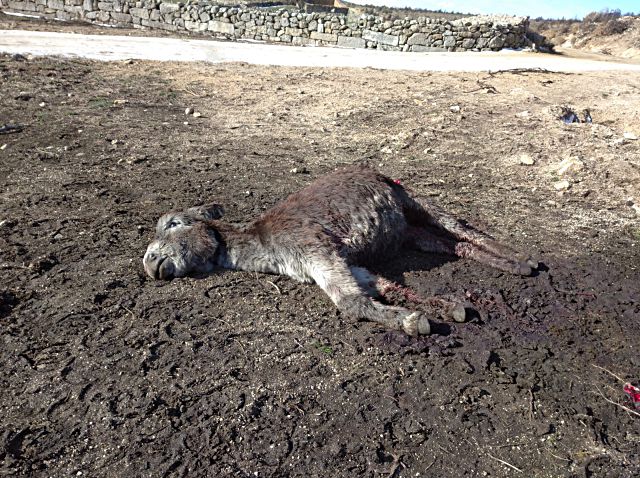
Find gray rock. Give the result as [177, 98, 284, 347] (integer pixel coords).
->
[518, 153, 535, 165]
[208, 20, 235, 35]
[407, 33, 428, 46]
[556, 157, 584, 176]
[488, 35, 505, 49]
[553, 180, 571, 191]
[310, 31, 337, 42]
[292, 36, 315, 46]
[362, 29, 399, 46]
[411, 45, 446, 52]
[461, 38, 475, 49]
[55, 11, 72, 20]
[129, 7, 148, 19]
[443, 36, 456, 48]
[159, 3, 179, 14]
[96, 1, 111, 11]
[337, 36, 366, 49]
[111, 12, 131, 23]
[64, 5, 83, 16]
[285, 27, 302, 37]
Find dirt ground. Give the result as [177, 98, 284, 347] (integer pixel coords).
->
[1, 31, 640, 478]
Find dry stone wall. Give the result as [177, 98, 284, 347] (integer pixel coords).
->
[0, 0, 535, 52]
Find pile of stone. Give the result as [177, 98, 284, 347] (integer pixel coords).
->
[0, 0, 534, 52]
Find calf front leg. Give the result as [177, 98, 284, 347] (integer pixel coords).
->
[309, 258, 430, 335]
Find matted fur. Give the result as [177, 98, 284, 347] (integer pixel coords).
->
[144, 165, 536, 335]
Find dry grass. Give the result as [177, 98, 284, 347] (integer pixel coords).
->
[530, 10, 639, 58]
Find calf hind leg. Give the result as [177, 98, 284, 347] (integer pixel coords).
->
[404, 197, 537, 276]
[407, 227, 533, 276]
[454, 242, 533, 276]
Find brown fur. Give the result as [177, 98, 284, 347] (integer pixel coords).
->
[143, 165, 536, 335]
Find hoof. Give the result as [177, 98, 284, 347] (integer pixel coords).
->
[403, 312, 430, 336]
[450, 303, 466, 323]
[527, 258, 539, 270]
[517, 262, 533, 276]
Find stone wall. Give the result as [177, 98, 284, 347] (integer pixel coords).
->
[0, 0, 535, 52]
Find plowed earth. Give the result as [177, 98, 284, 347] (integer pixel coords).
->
[1, 49, 639, 478]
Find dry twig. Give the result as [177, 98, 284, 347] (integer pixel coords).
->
[593, 387, 640, 418]
[549, 451, 572, 462]
[591, 364, 626, 383]
[182, 87, 201, 97]
[424, 457, 436, 472]
[266, 280, 281, 295]
[529, 386, 536, 420]
[487, 453, 523, 473]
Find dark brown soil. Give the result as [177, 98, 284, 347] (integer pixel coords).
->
[1, 48, 639, 478]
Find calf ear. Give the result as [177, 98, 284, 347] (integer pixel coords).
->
[188, 203, 225, 220]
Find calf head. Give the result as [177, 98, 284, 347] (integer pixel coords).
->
[143, 203, 224, 280]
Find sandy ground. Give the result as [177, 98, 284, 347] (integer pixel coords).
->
[3, 29, 640, 72]
[1, 12, 640, 478]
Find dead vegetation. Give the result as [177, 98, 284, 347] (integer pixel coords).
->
[531, 9, 640, 59]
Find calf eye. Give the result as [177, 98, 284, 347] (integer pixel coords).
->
[166, 220, 179, 230]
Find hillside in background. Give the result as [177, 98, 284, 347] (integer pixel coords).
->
[532, 10, 640, 59]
